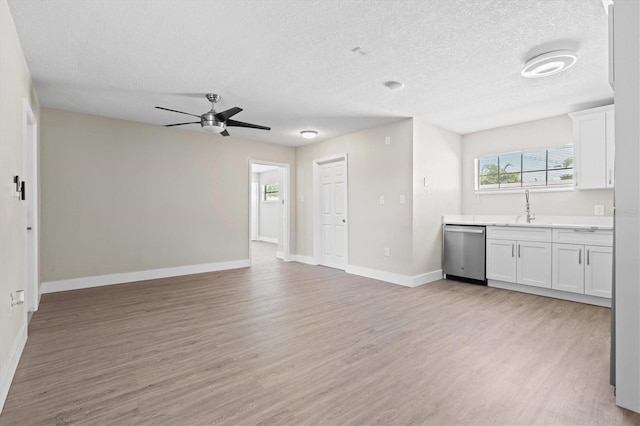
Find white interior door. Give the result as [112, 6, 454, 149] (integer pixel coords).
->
[320, 160, 347, 270]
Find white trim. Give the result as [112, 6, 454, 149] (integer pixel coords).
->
[475, 186, 576, 195]
[346, 264, 443, 288]
[313, 153, 349, 269]
[276, 251, 284, 260]
[249, 160, 291, 264]
[292, 254, 320, 265]
[22, 99, 39, 312]
[257, 236, 278, 244]
[40, 260, 250, 294]
[488, 279, 611, 308]
[0, 323, 27, 414]
[412, 270, 445, 286]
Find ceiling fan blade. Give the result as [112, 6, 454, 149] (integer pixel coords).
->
[226, 119, 271, 131]
[220, 129, 230, 137]
[155, 106, 201, 118]
[164, 121, 201, 127]
[215, 107, 243, 121]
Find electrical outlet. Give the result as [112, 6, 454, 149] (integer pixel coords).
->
[595, 205, 605, 216]
[384, 247, 390, 257]
[379, 195, 385, 205]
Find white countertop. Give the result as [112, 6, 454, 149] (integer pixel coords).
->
[442, 215, 613, 230]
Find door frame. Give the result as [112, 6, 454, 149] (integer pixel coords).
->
[313, 153, 349, 268]
[250, 182, 259, 241]
[248, 160, 291, 264]
[22, 99, 39, 312]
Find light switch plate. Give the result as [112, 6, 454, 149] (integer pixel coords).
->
[595, 205, 605, 216]
[384, 247, 390, 257]
[400, 194, 406, 204]
[385, 136, 391, 145]
[379, 195, 385, 205]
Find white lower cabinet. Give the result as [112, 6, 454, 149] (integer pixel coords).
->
[486, 226, 612, 304]
[552, 243, 585, 294]
[486, 239, 516, 282]
[517, 242, 552, 288]
[486, 233, 551, 288]
[551, 228, 613, 299]
[584, 245, 613, 298]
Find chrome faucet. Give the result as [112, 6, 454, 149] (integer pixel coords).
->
[525, 189, 535, 223]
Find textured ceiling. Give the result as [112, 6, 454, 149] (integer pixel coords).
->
[7, 0, 613, 146]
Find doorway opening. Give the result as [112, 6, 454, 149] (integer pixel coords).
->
[249, 160, 291, 265]
[313, 153, 348, 270]
[23, 99, 39, 313]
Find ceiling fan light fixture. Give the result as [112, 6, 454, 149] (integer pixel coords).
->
[521, 50, 578, 78]
[300, 130, 318, 139]
[202, 124, 225, 134]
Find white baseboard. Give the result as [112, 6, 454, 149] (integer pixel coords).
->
[411, 270, 445, 287]
[40, 259, 251, 294]
[488, 280, 611, 308]
[292, 255, 319, 265]
[257, 237, 278, 244]
[0, 323, 27, 414]
[346, 265, 443, 288]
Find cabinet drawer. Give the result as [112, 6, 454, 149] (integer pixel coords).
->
[487, 226, 551, 242]
[552, 228, 613, 246]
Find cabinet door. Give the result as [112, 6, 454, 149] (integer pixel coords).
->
[552, 243, 585, 294]
[486, 239, 516, 282]
[574, 113, 607, 189]
[606, 109, 615, 188]
[585, 245, 613, 298]
[517, 242, 552, 288]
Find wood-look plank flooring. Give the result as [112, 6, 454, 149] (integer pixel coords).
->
[2, 242, 639, 425]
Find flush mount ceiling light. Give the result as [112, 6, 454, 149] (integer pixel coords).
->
[521, 50, 578, 78]
[300, 130, 318, 139]
[384, 80, 405, 91]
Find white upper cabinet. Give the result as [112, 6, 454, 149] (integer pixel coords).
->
[570, 105, 615, 190]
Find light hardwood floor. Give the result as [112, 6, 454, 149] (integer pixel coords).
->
[1, 243, 638, 425]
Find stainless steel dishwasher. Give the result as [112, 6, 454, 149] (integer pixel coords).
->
[443, 224, 486, 283]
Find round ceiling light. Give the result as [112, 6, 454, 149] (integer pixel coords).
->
[521, 50, 578, 78]
[300, 130, 318, 139]
[384, 81, 405, 90]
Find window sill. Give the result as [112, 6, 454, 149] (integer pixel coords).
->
[262, 200, 280, 204]
[475, 186, 575, 195]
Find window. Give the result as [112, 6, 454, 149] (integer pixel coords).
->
[476, 145, 574, 191]
[263, 183, 279, 201]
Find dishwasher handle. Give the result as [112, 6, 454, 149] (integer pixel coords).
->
[444, 226, 485, 234]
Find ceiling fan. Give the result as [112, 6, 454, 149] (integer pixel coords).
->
[155, 93, 270, 137]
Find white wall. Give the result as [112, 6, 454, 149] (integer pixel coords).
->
[613, 0, 640, 413]
[462, 115, 613, 216]
[413, 120, 462, 275]
[40, 109, 296, 282]
[0, 0, 40, 411]
[258, 169, 280, 242]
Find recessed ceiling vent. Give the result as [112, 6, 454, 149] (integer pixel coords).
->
[521, 50, 578, 78]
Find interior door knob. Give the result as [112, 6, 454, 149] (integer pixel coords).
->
[342, 219, 346, 223]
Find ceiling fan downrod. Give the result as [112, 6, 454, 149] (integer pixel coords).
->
[205, 93, 221, 111]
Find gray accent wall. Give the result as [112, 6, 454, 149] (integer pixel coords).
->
[40, 109, 295, 282]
